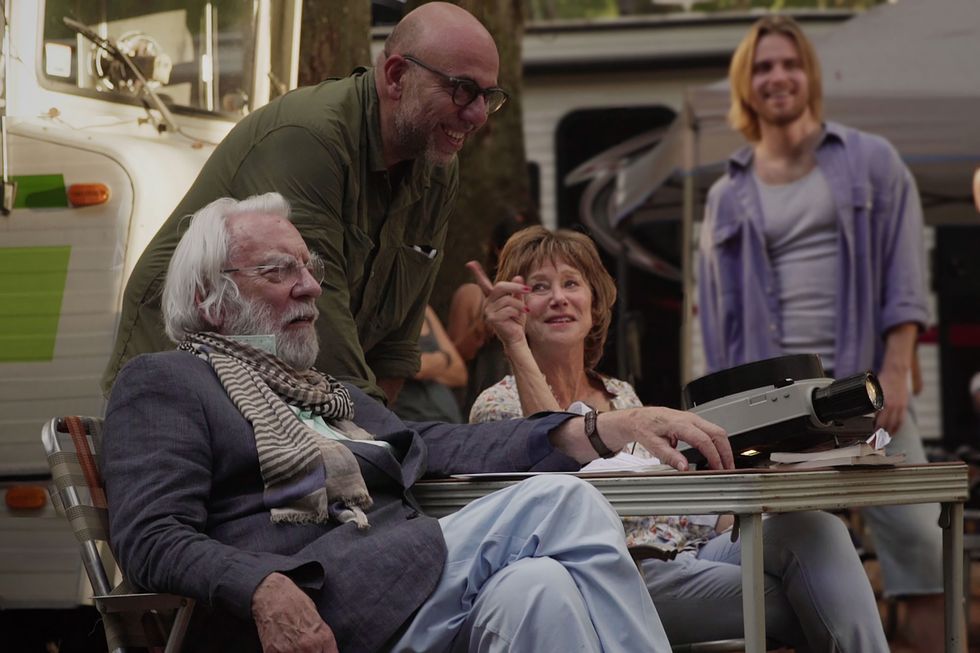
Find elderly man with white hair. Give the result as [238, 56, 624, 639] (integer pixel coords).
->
[102, 192, 735, 653]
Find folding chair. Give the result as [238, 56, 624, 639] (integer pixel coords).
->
[42, 415, 195, 653]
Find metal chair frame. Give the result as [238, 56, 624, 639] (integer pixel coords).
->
[42, 415, 195, 653]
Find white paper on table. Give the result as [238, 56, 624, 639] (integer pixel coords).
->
[579, 452, 670, 474]
[566, 400, 592, 416]
[866, 428, 892, 450]
[449, 453, 673, 480]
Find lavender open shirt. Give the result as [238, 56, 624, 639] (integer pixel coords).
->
[697, 121, 929, 377]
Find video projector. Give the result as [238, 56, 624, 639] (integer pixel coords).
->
[680, 354, 884, 469]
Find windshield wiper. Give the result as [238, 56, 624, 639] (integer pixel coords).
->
[62, 16, 178, 134]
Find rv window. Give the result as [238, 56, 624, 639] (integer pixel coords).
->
[41, 1, 256, 117]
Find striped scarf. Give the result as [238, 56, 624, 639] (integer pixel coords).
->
[179, 332, 373, 528]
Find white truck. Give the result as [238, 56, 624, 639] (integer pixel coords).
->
[0, 0, 300, 620]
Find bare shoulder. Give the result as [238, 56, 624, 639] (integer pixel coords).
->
[452, 282, 483, 304]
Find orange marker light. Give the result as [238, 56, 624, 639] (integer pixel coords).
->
[5, 485, 48, 510]
[67, 183, 111, 207]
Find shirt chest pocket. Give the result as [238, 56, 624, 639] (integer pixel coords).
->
[708, 221, 744, 285]
[847, 184, 876, 246]
[362, 244, 439, 347]
[851, 184, 875, 219]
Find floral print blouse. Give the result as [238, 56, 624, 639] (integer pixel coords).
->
[469, 372, 719, 555]
[469, 373, 641, 424]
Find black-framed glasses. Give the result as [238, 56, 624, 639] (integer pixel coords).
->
[403, 55, 509, 115]
[222, 253, 326, 285]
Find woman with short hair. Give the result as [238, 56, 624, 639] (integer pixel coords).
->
[469, 225, 888, 652]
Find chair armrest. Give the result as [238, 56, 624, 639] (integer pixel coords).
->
[95, 592, 193, 613]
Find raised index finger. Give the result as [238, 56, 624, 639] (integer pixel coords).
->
[466, 260, 494, 296]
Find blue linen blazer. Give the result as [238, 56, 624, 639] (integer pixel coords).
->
[103, 351, 578, 652]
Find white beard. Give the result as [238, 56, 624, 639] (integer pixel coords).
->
[223, 294, 319, 371]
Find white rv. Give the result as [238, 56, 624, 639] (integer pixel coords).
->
[0, 0, 300, 615]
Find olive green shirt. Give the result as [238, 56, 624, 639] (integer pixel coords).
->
[102, 68, 458, 401]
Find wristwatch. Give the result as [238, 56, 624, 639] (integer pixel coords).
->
[584, 409, 616, 459]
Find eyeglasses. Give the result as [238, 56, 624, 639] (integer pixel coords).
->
[402, 55, 509, 115]
[222, 253, 326, 285]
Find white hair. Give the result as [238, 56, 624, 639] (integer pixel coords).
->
[162, 192, 292, 342]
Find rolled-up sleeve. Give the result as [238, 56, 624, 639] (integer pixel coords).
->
[878, 161, 929, 336]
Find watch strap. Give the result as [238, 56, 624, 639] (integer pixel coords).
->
[584, 409, 616, 459]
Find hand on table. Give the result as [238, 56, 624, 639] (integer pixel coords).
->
[610, 406, 734, 472]
[554, 407, 733, 472]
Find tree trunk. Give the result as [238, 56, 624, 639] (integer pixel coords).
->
[407, 0, 532, 320]
[298, 0, 372, 86]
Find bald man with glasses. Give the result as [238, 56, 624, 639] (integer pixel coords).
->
[104, 2, 506, 405]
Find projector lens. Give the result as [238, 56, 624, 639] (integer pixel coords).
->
[866, 376, 882, 409]
[811, 372, 884, 424]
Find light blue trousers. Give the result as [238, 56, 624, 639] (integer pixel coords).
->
[643, 510, 890, 652]
[391, 475, 672, 652]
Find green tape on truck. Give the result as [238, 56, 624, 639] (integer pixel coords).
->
[11, 174, 69, 208]
[0, 246, 71, 361]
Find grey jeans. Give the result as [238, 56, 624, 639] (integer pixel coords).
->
[643, 510, 889, 652]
